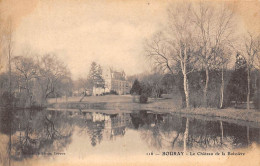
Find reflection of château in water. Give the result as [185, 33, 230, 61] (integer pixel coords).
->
[62, 109, 260, 150]
[80, 111, 131, 145]
[104, 113, 130, 140]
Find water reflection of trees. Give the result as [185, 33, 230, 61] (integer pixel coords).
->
[0, 107, 14, 166]
[129, 111, 260, 151]
[85, 119, 105, 147]
[75, 112, 106, 147]
[1, 108, 259, 164]
[186, 120, 259, 150]
[130, 111, 184, 151]
[0, 108, 73, 162]
[187, 119, 223, 150]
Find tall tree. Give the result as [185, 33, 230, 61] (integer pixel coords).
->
[191, 2, 235, 107]
[12, 56, 38, 107]
[208, 44, 232, 108]
[36, 54, 70, 105]
[239, 33, 260, 109]
[88, 62, 97, 88]
[216, 46, 231, 108]
[146, 3, 198, 108]
[2, 19, 14, 98]
[96, 64, 105, 88]
[130, 79, 142, 95]
[227, 54, 247, 105]
[87, 62, 104, 88]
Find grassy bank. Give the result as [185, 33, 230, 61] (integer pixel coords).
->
[48, 95, 260, 123]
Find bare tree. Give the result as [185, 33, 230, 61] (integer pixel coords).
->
[255, 46, 260, 70]
[2, 19, 14, 97]
[218, 47, 231, 109]
[36, 54, 70, 105]
[12, 56, 38, 107]
[191, 2, 235, 107]
[146, 3, 197, 108]
[76, 77, 92, 102]
[1, 18, 14, 166]
[140, 70, 164, 99]
[0, 11, 4, 72]
[210, 44, 232, 108]
[145, 2, 235, 108]
[238, 33, 260, 110]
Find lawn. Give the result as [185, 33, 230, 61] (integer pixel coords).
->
[48, 94, 260, 123]
[48, 95, 134, 103]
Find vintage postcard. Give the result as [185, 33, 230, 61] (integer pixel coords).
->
[0, 0, 259, 166]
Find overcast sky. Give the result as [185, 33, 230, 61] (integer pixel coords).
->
[1, 0, 259, 80]
[10, 0, 170, 80]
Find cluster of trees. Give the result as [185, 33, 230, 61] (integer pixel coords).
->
[227, 54, 259, 108]
[130, 79, 148, 103]
[74, 61, 105, 101]
[129, 71, 176, 103]
[0, 54, 72, 107]
[145, 2, 260, 109]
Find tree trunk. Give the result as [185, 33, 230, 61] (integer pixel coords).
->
[79, 93, 86, 102]
[204, 67, 209, 107]
[220, 65, 225, 109]
[26, 80, 32, 107]
[247, 67, 251, 110]
[55, 93, 57, 103]
[8, 44, 12, 96]
[182, 48, 190, 109]
[183, 73, 190, 108]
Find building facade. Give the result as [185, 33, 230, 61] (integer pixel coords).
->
[92, 68, 131, 96]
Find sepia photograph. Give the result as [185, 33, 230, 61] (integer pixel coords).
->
[0, 0, 259, 165]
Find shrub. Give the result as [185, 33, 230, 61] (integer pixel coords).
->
[109, 90, 118, 95]
[130, 79, 142, 95]
[139, 94, 148, 103]
[0, 92, 16, 107]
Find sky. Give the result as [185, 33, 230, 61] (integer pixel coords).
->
[0, 0, 259, 80]
[2, 0, 170, 80]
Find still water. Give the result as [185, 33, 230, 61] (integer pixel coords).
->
[0, 108, 259, 165]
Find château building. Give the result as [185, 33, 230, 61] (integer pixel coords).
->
[92, 68, 131, 96]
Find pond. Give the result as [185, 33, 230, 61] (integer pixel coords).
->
[0, 108, 259, 165]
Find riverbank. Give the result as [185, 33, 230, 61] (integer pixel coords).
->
[47, 95, 260, 123]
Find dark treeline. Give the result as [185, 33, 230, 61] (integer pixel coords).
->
[130, 54, 259, 109]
